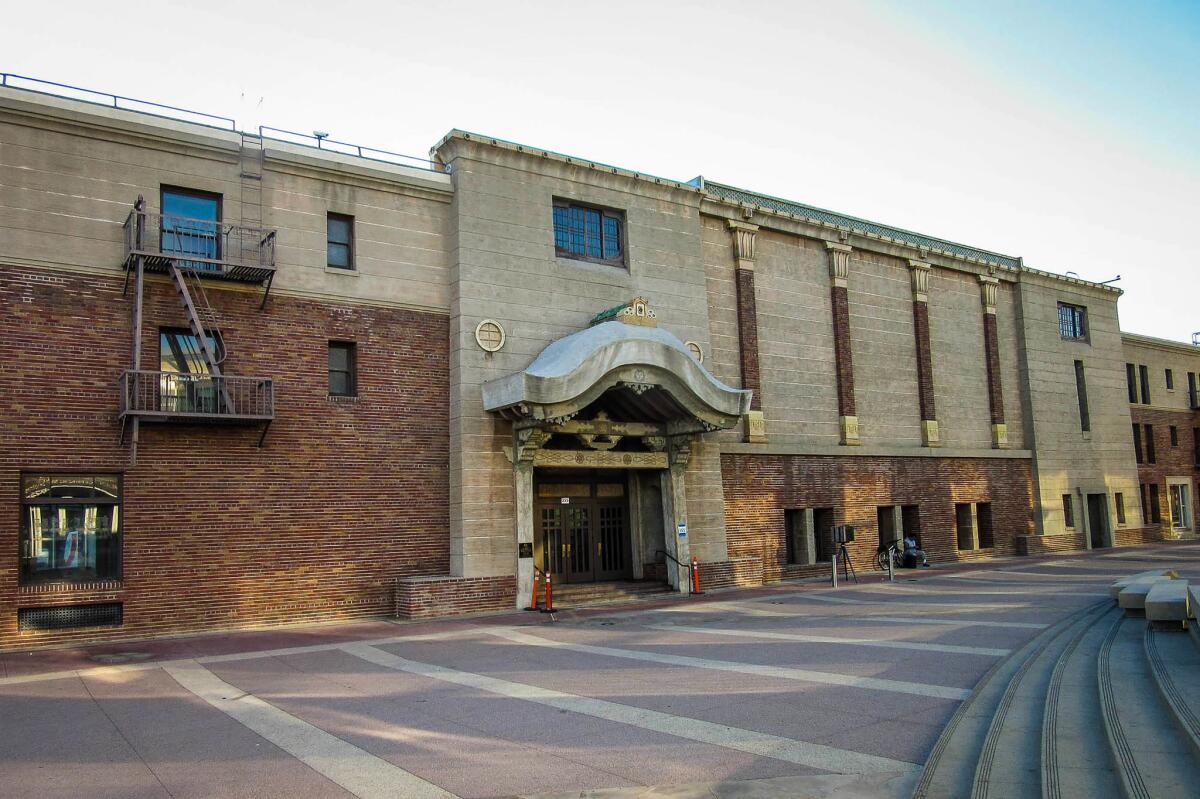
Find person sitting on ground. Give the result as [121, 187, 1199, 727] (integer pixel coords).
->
[903, 533, 931, 568]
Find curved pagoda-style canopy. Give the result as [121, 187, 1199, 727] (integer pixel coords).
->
[482, 298, 751, 433]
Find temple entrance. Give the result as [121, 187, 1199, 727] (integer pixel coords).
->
[534, 472, 631, 583]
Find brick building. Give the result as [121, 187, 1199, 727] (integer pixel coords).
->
[1, 76, 1195, 649]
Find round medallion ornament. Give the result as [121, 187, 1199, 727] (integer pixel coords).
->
[475, 319, 505, 352]
[685, 341, 704, 363]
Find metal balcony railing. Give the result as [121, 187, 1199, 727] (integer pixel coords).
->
[123, 207, 276, 284]
[119, 371, 274, 423]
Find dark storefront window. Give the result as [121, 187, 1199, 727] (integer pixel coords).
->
[20, 474, 121, 585]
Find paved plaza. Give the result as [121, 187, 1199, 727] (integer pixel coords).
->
[3, 543, 1199, 799]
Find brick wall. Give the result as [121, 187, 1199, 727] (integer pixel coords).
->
[734, 267, 762, 411]
[1017, 532, 1087, 555]
[830, 286, 856, 418]
[721, 453, 1035, 582]
[1, 266, 450, 650]
[1130, 406, 1199, 537]
[912, 300, 936, 421]
[698, 557, 763, 590]
[395, 575, 516, 619]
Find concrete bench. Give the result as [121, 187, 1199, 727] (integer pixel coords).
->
[1110, 569, 1179, 599]
[1190, 584, 1200, 621]
[1118, 577, 1176, 612]
[1145, 580, 1190, 627]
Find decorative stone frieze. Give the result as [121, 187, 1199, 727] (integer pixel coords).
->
[745, 410, 767, 444]
[979, 275, 999, 315]
[728, 220, 757, 271]
[907, 260, 931, 303]
[825, 242, 852, 288]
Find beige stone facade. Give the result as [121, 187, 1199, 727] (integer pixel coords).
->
[1, 78, 1192, 645]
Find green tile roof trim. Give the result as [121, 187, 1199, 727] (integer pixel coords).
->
[702, 180, 1023, 270]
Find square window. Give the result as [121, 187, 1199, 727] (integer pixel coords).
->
[327, 213, 355, 270]
[1058, 303, 1087, 340]
[328, 341, 357, 396]
[20, 474, 121, 585]
[552, 200, 625, 267]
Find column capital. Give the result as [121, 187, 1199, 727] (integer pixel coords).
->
[907, 260, 931, 303]
[728, 220, 758, 271]
[825, 242, 852, 287]
[978, 274, 999, 314]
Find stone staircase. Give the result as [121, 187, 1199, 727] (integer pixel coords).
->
[914, 570, 1200, 799]
[548, 580, 673, 609]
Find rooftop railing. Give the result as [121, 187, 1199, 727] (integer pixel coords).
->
[259, 126, 447, 173]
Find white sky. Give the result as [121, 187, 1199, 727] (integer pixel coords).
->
[7, 0, 1198, 341]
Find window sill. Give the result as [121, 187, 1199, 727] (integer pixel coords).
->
[325, 266, 359, 276]
[17, 580, 123, 595]
[328, 394, 360, 403]
[555, 256, 631, 278]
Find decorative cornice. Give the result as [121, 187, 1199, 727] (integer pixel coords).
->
[826, 242, 852, 288]
[979, 275, 999, 315]
[908, 260, 931, 303]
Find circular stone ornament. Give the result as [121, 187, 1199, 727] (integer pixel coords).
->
[475, 319, 506, 352]
[685, 341, 704, 363]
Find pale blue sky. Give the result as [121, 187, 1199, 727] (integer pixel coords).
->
[6, 0, 1198, 340]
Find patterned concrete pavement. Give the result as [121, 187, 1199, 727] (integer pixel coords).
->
[2, 542, 1198, 799]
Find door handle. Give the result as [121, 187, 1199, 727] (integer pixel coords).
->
[598, 541, 603, 555]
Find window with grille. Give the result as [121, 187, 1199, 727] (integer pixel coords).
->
[20, 474, 121, 585]
[328, 341, 357, 397]
[552, 201, 625, 267]
[1058, 303, 1087, 340]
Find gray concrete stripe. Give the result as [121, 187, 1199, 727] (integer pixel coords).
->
[861, 585, 1109, 599]
[341, 642, 917, 775]
[484, 627, 969, 700]
[944, 571, 1114, 583]
[783, 594, 1026, 610]
[164, 661, 457, 799]
[0, 629, 475, 687]
[645, 624, 1010, 656]
[865, 616, 1046, 630]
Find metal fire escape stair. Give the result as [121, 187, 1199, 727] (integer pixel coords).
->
[167, 260, 232, 411]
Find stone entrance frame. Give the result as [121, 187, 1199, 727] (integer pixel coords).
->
[483, 299, 752, 608]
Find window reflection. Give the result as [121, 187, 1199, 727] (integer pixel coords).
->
[20, 474, 121, 585]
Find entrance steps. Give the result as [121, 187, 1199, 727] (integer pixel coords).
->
[914, 567, 1200, 799]
[550, 580, 672, 609]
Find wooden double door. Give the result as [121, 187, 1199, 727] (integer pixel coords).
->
[535, 473, 631, 584]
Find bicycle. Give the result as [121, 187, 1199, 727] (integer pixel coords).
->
[875, 539, 903, 572]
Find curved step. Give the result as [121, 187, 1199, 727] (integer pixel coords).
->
[1098, 616, 1200, 799]
[1144, 626, 1200, 761]
[912, 602, 1103, 799]
[1041, 606, 1123, 799]
[972, 606, 1103, 799]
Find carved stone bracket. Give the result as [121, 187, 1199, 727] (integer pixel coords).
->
[825, 242, 852, 288]
[668, 435, 694, 467]
[514, 427, 552, 463]
[728, 220, 758, 271]
[908, 260, 931, 303]
[979, 275, 999, 315]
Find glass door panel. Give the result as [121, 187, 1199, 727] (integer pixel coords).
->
[567, 506, 592, 582]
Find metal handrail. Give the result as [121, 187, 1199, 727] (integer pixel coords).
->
[123, 207, 277, 270]
[259, 126, 449, 173]
[1, 73, 237, 130]
[119, 370, 274, 419]
[655, 549, 685, 571]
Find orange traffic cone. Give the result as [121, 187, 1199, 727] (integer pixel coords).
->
[540, 572, 556, 613]
[691, 556, 704, 595]
[525, 569, 541, 611]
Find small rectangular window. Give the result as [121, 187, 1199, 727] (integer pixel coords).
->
[1166, 368, 1175, 391]
[955, 503, 975, 550]
[1063, 494, 1075, 528]
[1149, 483, 1162, 523]
[1145, 424, 1156, 464]
[328, 341, 357, 396]
[976, 503, 994, 549]
[1126, 363, 1139, 403]
[20, 474, 121, 585]
[1058, 303, 1087, 340]
[1115, 493, 1126, 525]
[1133, 424, 1144, 464]
[327, 213, 355, 270]
[1074, 360, 1090, 432]
[1140, 483, 1149, 523]
[552, 200, 625, 267]
[1170, 426, 1179, 447]
[1190, 373, 1198, 410]
[1139, 364, 1151, 405]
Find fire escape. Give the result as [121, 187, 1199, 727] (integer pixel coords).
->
[119, 188, 277, 462]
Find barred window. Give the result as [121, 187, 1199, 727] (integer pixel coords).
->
[1058, 303, 1087, 340]
[553, 201, 624, 266]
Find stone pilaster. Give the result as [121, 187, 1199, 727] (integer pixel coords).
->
[730, 221, 766, 443]
[979, 275, 1008, 448]
[826, 242, 859, 444]
[908, 260, 939, 447]
[663, 435, 693, 593]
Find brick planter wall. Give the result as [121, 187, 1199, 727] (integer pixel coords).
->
[721, 453, 1035, 581]
[395, 575, 517, 619]
[1017, 532, 1088, 556]
[698, 557, 763, 591]
[1, 267, 450, 650]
